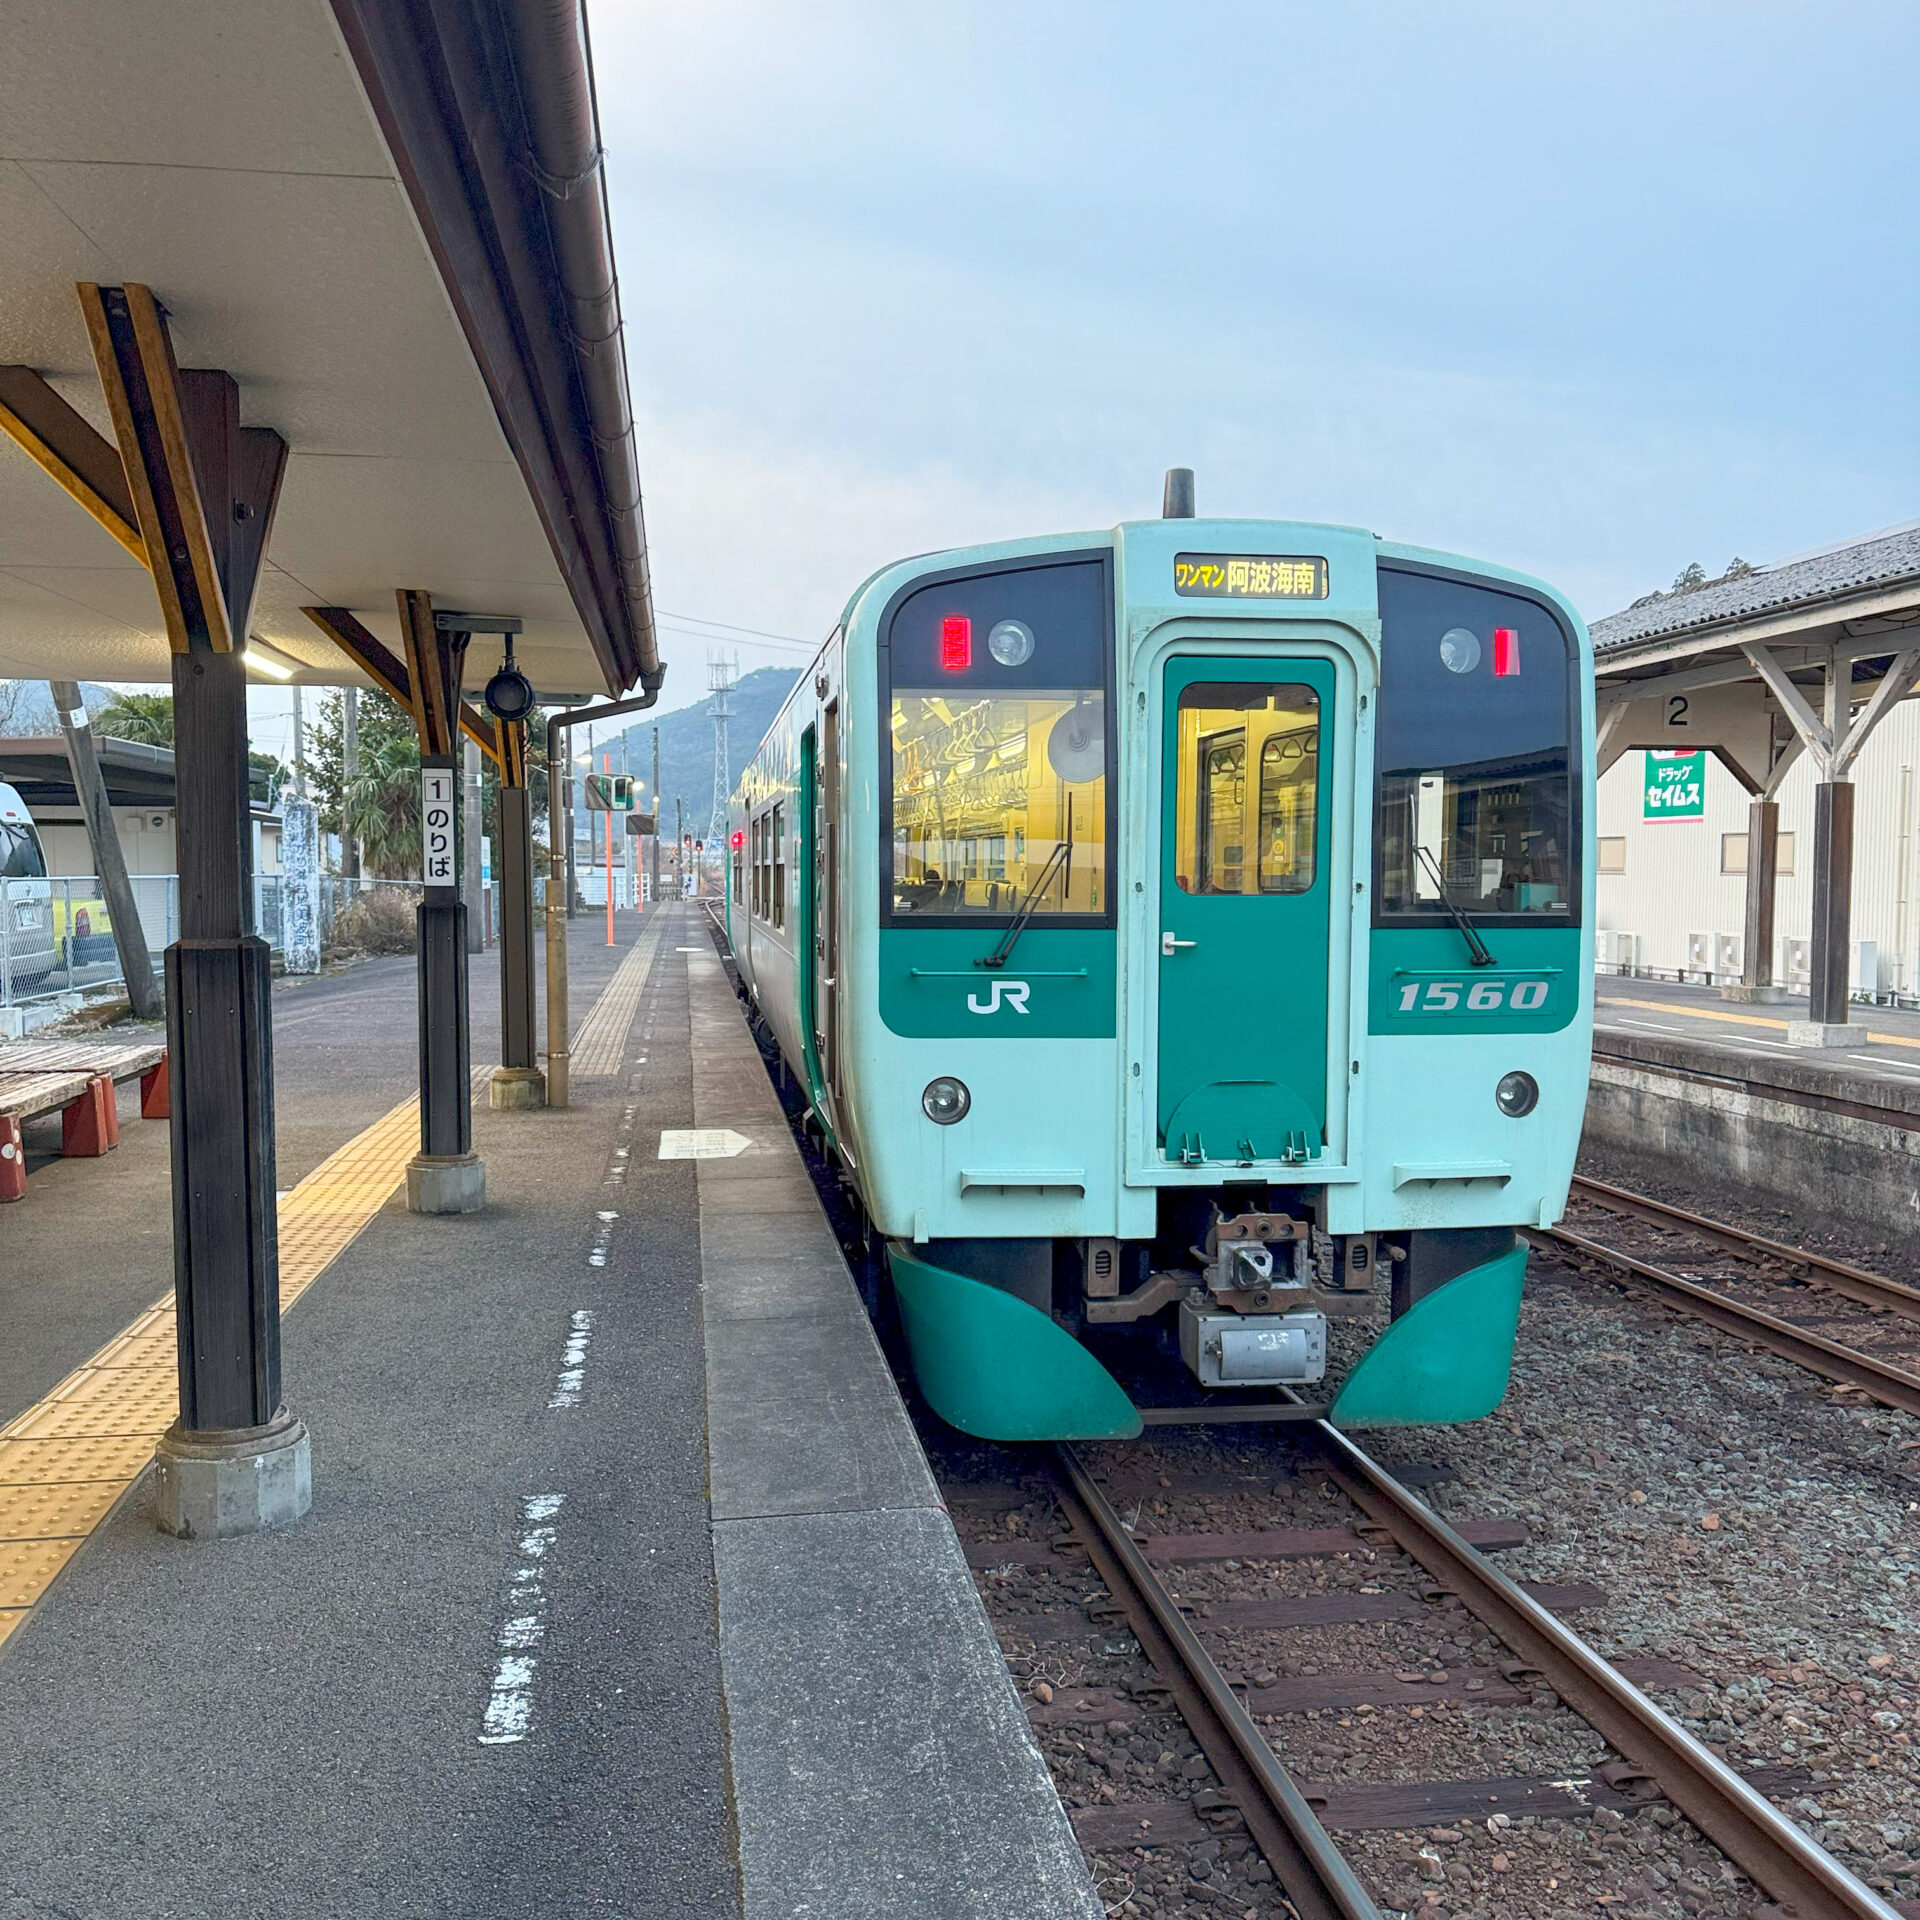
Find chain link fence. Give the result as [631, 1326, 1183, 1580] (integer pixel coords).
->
[0, 874, 441, 1008]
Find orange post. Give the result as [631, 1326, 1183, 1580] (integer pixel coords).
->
[604, 752, 614, 945]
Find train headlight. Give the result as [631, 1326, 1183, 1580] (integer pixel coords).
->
[922, 1076, 971, 1125]
[1495, 1071, 1539, 1117]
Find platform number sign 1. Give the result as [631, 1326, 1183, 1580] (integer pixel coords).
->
[422, 766, 457, 883]
[1644, 749, 1705, 821]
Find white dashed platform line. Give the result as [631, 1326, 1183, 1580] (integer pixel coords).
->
[547, 1311, 595, 1409]
[479, 1492, 567, 1746]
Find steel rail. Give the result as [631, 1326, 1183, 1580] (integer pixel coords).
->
[1302, 1422, 1900, 1920]
[1536, 1222, 1920, 1418]
[1571, 1174, 1920, 1321]
[1051, 1445, 1381, 1920]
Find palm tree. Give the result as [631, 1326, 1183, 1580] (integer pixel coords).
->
[343, 727, 422, 877]
[94, 690, 174, 746]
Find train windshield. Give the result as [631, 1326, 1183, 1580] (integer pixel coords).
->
[884, 557, 1113, 922]
[1373, 566, 1578, 925]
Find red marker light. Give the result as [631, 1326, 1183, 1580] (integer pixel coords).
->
[941, 614, 972, 671]
[1492, 627, 1520, 677]
[730, 829, 744, 850]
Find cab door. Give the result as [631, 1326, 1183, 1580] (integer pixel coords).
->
[1156, 658, 1333, 1163]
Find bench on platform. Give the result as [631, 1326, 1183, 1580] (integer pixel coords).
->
[0, 1039, 169, 1202]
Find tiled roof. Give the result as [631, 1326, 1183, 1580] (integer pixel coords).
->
[1592, 521, 1920, 653]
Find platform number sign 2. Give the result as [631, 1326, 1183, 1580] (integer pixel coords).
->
[1644, 749, 1705, 821]
[422, 766, 457, 883]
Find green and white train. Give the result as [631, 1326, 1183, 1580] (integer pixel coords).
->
[727, 486, 1593, 1439]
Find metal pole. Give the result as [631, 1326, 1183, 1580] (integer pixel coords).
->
[341, 686, 361, 882]
[543, 690, 660, 1109]
[651, 725, 660, 909]
[604, 753, 614, 946]
[675, 796, 683, 900]
[464, 735, 484, 953]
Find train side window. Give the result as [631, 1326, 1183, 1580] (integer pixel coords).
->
[771, 803, 786, 929]
[1173, 683, 1320, 896]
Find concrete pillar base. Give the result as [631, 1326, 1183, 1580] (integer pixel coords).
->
[1788, 1021, 1853, 1049]
[488, 1066, 546, 1111]
[152, 1412, 311, 1539]
[407, 1151, 487, 1213]
[1722, 983, 1790, 1004]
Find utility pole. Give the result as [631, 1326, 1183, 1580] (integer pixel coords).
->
[291, 685, 308, 797]
[48, 680, 160, 1019]
[341, 686, 361, 881]
[650, 725, 661, 909]
[675, 795, 683, 900]
[706, 650, 737, 893]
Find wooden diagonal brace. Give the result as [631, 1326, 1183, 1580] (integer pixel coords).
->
[79, 282, 230, 652]
[0, 365, 144, 561]
[499, 718, 528, 790]
[302, 606, 501, 767]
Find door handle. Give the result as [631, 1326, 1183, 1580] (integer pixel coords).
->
[1161, 932, 1197, 956]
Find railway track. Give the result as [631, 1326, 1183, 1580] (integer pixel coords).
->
[1533, 1176, 1920, 1419]
[1032, 1424, 1897, 1920]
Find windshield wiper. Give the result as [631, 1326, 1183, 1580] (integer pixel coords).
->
[980, 795, 1073, 970]
[1416, 844, 1497, 967]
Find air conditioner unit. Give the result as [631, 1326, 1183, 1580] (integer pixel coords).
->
[1717, 933, 1744, 978]
[1781, 937, 1811, 985]
[1610, 930, 1640, 974]
[1686, 931, 1714, 973]
[1853, 940, 1883, 995]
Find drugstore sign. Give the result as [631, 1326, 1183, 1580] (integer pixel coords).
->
[1643, 750, 1705, 821]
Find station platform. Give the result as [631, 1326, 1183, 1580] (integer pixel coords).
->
[1589, 974, 1920, 1242]
[0, 904, 1097, 1919]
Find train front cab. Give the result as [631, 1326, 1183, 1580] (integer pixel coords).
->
[836, 518, 1592, 1440]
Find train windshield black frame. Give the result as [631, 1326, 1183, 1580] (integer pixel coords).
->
[1372, 563, 1581, 928]
[880, 552, 1116, 928]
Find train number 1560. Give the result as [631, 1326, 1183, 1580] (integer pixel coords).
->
[1397, 977, 1551, 1013]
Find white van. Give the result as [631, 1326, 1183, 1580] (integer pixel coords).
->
[0, 782, 56, 991]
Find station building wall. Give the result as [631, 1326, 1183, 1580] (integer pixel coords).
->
[1596, 699, 1920, 1000]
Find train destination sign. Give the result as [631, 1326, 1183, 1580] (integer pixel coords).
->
[1174, 553, 1328, 599]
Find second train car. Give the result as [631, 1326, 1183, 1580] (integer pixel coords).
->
[727, 483, 1594, 1439]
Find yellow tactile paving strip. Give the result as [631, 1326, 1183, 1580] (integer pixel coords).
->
[0, 1073, 480, 1653]
[1599, 994, 1920, 1052]
[569, 916, 665, 1076]
[0, 947, 658, 1650]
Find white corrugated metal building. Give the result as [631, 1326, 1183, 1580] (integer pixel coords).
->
[1596, 700, 1920, 999]
[1591, 520, 1920, 1011]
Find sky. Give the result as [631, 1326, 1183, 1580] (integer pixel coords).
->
[574, 0, 1919, 706]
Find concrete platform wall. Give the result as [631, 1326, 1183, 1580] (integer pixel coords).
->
[1584, 1034, 1920, 1241]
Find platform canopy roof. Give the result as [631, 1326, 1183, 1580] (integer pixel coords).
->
[1592, 520, 1920, 682]
[0, 0, 659, 703]
[1589, 519, 1920, 797]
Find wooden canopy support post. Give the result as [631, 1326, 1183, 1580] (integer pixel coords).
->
[490, 719, 544, 1109]
[1744, 639, 1920, 1044]
[397, 590, 485, 1214]
[79, 280, 308, 1539]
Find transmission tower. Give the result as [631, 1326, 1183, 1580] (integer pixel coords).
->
[705, 650, 739, 864]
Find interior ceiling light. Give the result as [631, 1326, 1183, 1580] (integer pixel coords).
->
[242, 637, 299, 681]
